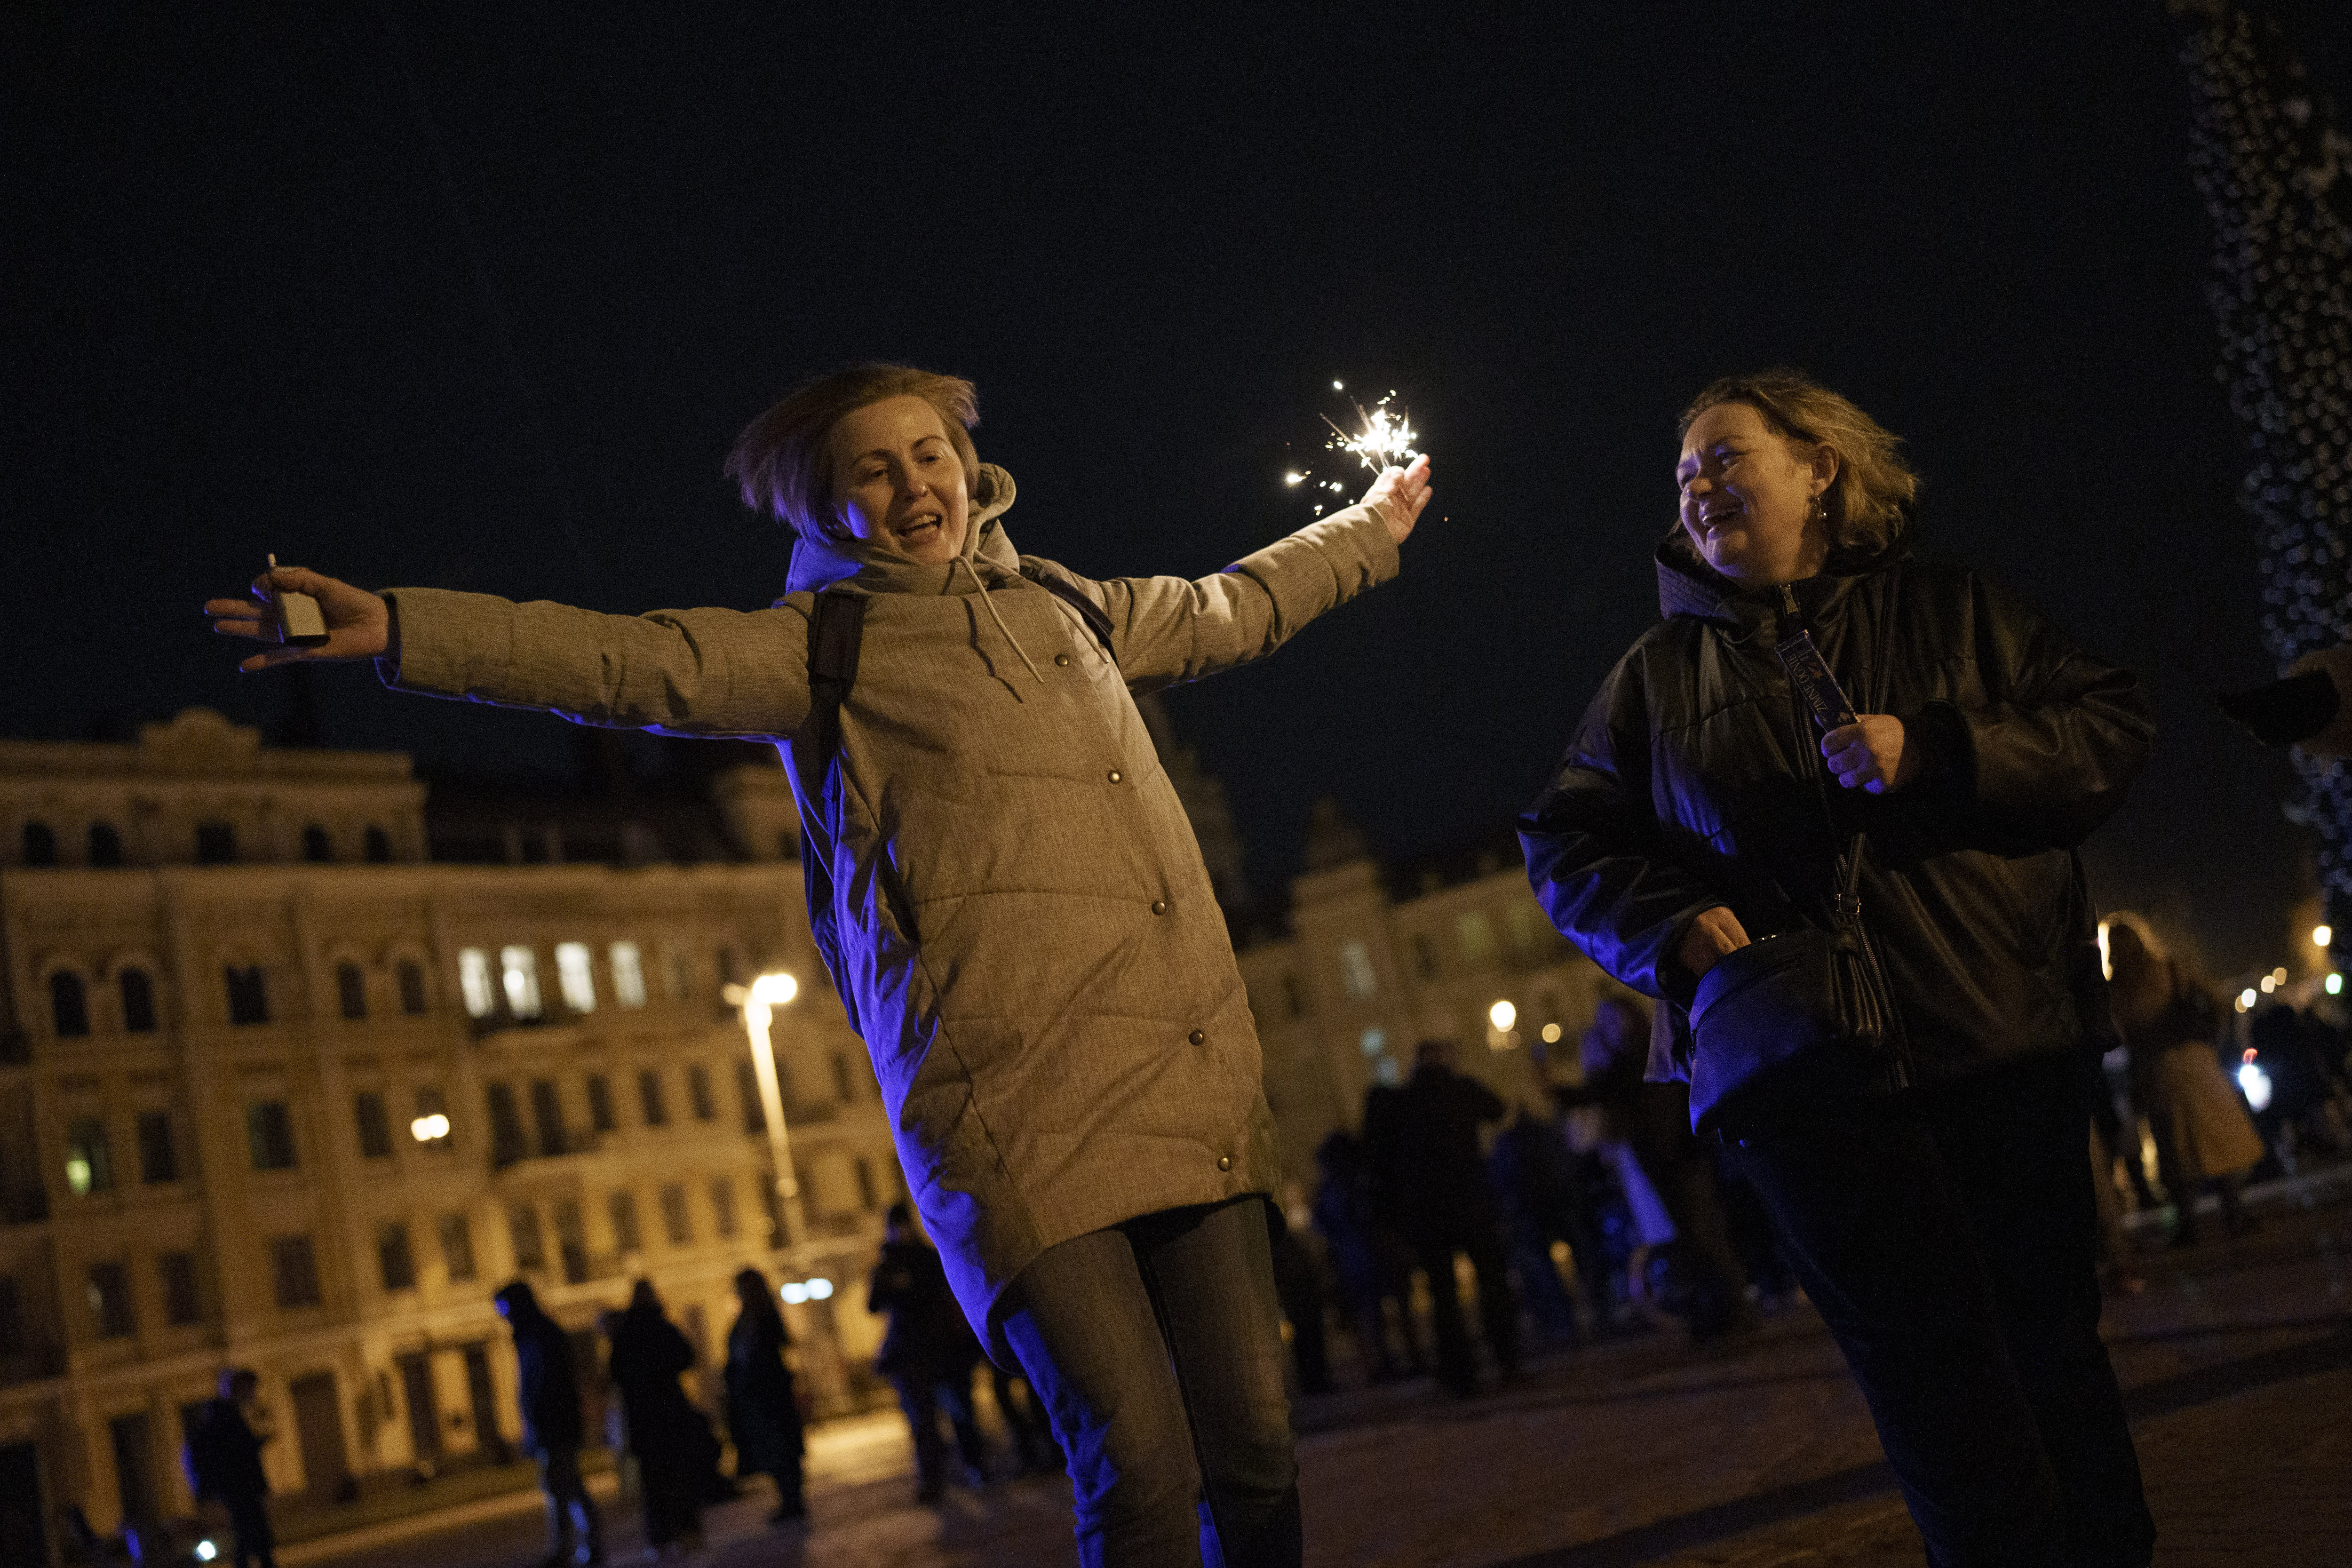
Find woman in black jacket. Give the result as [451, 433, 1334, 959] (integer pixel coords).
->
[606, 1281, 707, 1557]
[724, 1268, 807, 1524]
[1521, 370, 2157, 1568]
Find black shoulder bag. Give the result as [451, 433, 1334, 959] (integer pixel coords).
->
[1685, 586, 1911, 1136]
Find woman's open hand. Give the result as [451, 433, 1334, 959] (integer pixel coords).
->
[206, 567, 390, 671]
[1821, 715, 1916, 794]
[1362, 454, 1433, 545]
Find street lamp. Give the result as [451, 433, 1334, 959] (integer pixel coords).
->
[2314, 923, 2333, 949]
[731, 971, 807, 1258]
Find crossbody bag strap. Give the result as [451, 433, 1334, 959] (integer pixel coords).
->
[793, 590, 868, 1024]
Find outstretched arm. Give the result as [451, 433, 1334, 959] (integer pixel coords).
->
[1053, 456, 1431, 690]
[209, 568, 816, 740]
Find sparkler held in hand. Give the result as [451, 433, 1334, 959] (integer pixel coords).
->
[1290, 383, 1429, 521]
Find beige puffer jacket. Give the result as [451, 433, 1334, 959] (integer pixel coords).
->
[381, 466, 1400, 1351]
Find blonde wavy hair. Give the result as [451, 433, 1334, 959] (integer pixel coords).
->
[1679, 369, 1920, 558]
[725, 363, 981, 541]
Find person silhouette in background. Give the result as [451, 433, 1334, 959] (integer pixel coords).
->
[496, 1281, 603, 1568]
[725, 1268, 808, 1524]
[605, 1281, 705, 1558]
[868, 1204, 991, 1500]
[184, 1368, 273, 1568]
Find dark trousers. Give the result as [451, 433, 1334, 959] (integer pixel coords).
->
[536, 1446, 602, 1564]
[1404, 1211, 1518, 1394]
[222, 1495, 275, 1568]
[1722, 1053, 2155, 1568]
[894, 1371, 987, 1493]
[1000, 1196, 1299, 1568]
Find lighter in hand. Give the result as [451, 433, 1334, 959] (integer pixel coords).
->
[266, 553, 329, 647]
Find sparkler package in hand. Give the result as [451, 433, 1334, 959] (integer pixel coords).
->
[1776, 628, 1857, 732]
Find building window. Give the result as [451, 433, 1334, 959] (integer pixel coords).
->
[486, 1082, 527, 1168]
[555, 943, 596, 1013]
[88, 822, 123, 867]
[135, 1110, 177, 1184]
[711, 1177, 739, 1239]
[87, 1261, 136, 1337]
[609, 1190, 642, 1254]
[658, 1184, 691, 1246]
[458, 949, 495, 1019]
[224, 965, 269, 1026]
[65, 1116, 114, 1195]
[552, 1201, 588, 1285]
[195, 821, 236, 864]
[737, 1059, 767, 1134]
[378, 1223, 416, 1292]
[336, 962, 368, 1020]
[1413, 932, 1440, 978]
[246, 1101, 297, 1171]
[717, 946, 743, 989]
[687, 1065, 717, 1123]
[270, 1235, 321, 1308]
[1338, 940, 1377, 1002]
[364, 825, 392, 863]
[664, 947, 691, 1000]
[119, 969, 157, 1033]
[1281, 972, 1308, 1019]
[528, 1080, 568, 1158]
[21, 821, 58, 866]
[302, 824, 333, 863]
[1456, 910, 1495, 964]
[396, 960, 428, 1016]
[855, 1157, 880, 1211]
[585, 1075, 615, 1134]
[438, 1214, 477, 1282]
[354, 1092, 393, 1159]
[831, 1052, 856, 1103]
[0, 1274, 21, 1354]
[50, 971, 90, 1038]
[500, 947, 541, 1019]
[637, 1070, 668, 1128]
[610, 942, 646, 1008]
[159, 1251, 201, 1325]
[414, 1086, 453, 1152]
[509, 1206, 546, 1271]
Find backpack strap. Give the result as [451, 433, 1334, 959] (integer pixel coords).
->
[790, 591, 867, 1027]
[1022, 565, 1119, 665]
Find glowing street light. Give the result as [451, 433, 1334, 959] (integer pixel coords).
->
[2315, 924, 2334, 948]
[2240, 987, 2259, 1010]
[1489, 1000, 1517, 1033]
[731, 972, 807, 1257]
[409, 1113, 451, 1143]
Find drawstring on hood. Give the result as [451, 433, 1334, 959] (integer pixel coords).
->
[779, 462, 1046, 685]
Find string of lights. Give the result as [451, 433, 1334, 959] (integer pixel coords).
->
[2180, 2, 2352, 948]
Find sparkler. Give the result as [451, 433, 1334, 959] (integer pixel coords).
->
[1290, 382, 1424, 516]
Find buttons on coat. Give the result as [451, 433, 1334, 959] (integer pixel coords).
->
[1217, 1155, 1233, 1172]
[1151, 900, 1168, 915]
[1107, 769, 1123, 784]
[1054, 653, 1070, 667]
[1188, 1029, 1206, 1046]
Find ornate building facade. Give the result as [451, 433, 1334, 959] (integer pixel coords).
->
[0, 709, 898, 1550]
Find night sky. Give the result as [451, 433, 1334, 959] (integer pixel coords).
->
[8, 2, 2346, 977]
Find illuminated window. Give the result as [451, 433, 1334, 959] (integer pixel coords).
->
[500, 947, 541, 1019]
[1456, 911, 1495, 963]
[65, 1117, 113, 1195]
[555, 943, 595, 1013]
[1338, 941, 1377, 1002]
[609, 942, 647, 1008]
[459, 949, 495, 1019]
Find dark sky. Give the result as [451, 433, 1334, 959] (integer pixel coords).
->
[6, 2, 2343, 976]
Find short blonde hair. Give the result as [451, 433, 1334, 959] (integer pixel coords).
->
[725, 363, 980, 539]
[1680, 369, 1920, 558]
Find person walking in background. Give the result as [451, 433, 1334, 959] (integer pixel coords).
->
[1370, 1040, 1519, 1397]
[184, 1368, 274, 1568]
[1524, 369, 2156, 1567]
[496, 1281, 604, 1568]
[1486, 1101, 1591, 1346]
[724, 1268, 808, 1524]
[606, 1281, 707, 1558]
[1311, 1130, 1426, 1384]
[989, 1358, 1065, 1476]
[868, 1204, 992, 1501]
[1265, 1204, 1335, 1395]
[2105, 915, 2264, 1245]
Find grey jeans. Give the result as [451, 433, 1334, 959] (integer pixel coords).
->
[999, 1196, 1301, 1568]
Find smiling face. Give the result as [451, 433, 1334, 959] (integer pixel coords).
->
[1676, 401, 1836, 584]
[826, 395, 971, 564]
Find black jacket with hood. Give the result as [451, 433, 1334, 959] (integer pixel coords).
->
[1518, 530, 2154, 1089]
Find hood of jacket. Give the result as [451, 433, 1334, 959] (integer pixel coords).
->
[782, 462, 1022, 598]
[1653, 524, 1912, 638]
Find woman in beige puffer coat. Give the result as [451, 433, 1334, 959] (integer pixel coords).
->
[207, 362, 1430, 1568]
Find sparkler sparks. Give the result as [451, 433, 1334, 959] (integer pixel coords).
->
[1289, 385, 1423, 515]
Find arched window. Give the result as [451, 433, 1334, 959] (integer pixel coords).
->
[396, 960, 428, 1016]
[364, 825, 392, 863]
[302, 824, 333, 863]
[21, 822, 58, 867]
[119, 969, 157, 1033]
[87, 823, 123, 867]
[336, 962, 367, 1020]
[225, 966, 268, 1026]
[50, 971, 90, 1037]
